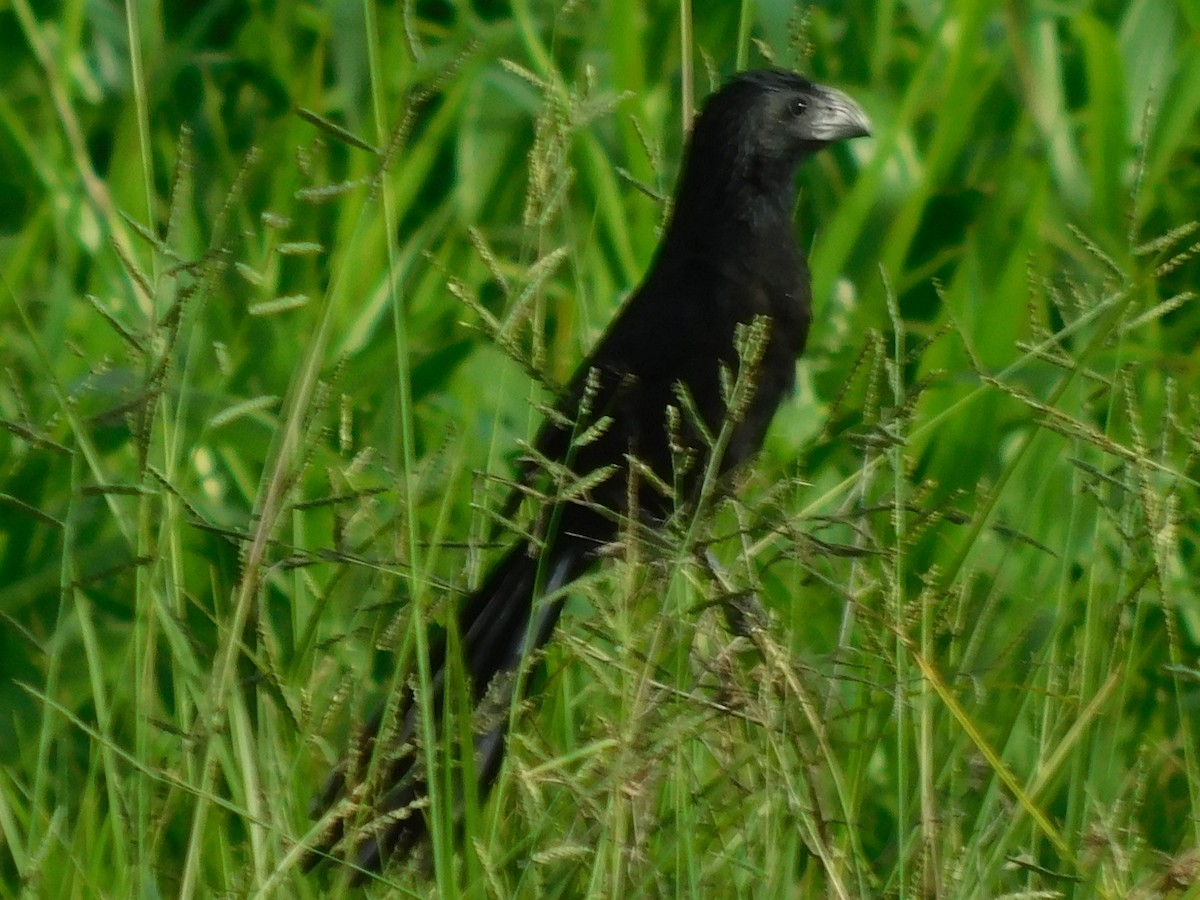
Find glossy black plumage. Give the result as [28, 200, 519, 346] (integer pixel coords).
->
[309, 68, 870, 875]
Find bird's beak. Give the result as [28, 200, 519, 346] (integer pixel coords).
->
[807, 84, 872, 142]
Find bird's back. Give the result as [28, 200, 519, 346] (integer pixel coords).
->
[536, 188, 812, 527]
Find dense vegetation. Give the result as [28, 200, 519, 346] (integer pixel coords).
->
[2, 1, 1198, 896]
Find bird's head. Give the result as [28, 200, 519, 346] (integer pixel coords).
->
[681, 69, 871, 210]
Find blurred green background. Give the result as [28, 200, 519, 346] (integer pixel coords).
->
[2, 1, 1198, 896]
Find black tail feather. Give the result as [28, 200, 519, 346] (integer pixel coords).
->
[307, 535, 592, 876]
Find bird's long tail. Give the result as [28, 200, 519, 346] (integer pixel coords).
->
[309, 533, 593, 874]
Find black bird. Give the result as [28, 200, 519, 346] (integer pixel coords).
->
[311, 68, 870, 874]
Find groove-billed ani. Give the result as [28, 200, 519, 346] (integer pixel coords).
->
[310, 69, 870, 874]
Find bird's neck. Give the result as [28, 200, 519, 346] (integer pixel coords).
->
[666, 177, 798, 254]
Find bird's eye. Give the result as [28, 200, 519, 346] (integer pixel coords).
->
[790, 97, 808, 116]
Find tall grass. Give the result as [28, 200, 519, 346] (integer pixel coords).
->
[1, 1, 1198, 897]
